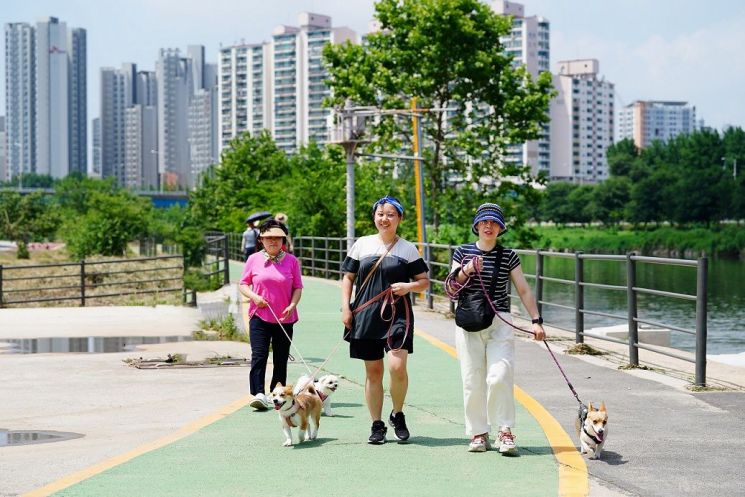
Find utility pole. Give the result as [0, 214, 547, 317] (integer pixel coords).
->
[411, 98, 428, 255]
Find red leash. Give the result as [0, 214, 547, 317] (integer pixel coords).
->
[348, 287, 411, 352]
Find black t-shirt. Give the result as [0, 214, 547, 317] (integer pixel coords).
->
[342, 235, 428, 341]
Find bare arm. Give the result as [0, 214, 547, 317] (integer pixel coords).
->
[281, 287, 303, 319]
[341, 272, 355, 328]
[449, 256, 483, 285]
[391, 271, 430, 296]
[239, 283, 267, 308]
[510, 265, 546, 340]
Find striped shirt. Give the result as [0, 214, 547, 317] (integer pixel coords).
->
[452, 243, 521, 312]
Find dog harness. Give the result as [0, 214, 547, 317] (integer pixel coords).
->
[583, 425, 603, 445]
[281, 400, 300, 428]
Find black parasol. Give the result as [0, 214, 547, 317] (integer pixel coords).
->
[245, 211, 272, 224]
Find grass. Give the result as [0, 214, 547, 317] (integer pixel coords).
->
[617, 363, 653, 370]
[566, 343, 606, 355]
[193, 314, 248, 343]
[526, 224, 745, 259]
[0, 246, 184, 307]
[687, 384, 729, 392]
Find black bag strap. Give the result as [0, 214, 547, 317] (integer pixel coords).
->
[484, 245, 504, 302]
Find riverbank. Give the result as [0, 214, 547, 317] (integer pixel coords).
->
[524, 224, 745, 259]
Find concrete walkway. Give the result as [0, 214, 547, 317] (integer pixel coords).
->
[2, 275, 745, 497]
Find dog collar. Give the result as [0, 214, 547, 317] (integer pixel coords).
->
[583, 426, 603, 445]
[283, 400, 299, 427]
[317, 391, 328, 402]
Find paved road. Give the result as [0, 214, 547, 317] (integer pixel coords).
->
[3, 274, 745, 497]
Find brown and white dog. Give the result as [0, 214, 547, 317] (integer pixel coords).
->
[575, 401, 608, 459]
[294, 374, 339, 417]
[270, 382, 322, 447]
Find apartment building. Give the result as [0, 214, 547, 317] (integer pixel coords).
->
[218, 12, 356, 154]
[550, 59, 614, 183]
[4, 18, 86, 180]
[619, 100, 697, 148]
[492, 0, 551, 176]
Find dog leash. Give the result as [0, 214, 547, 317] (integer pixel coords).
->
[445, 255, 584, 408]
[347, 286, 411, 352]
[261, 303, 315, 376]
[263, 302, 348, 393]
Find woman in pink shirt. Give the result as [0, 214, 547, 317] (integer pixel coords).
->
[239, 219, 303, 410]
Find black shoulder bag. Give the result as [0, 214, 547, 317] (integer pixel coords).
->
[454, 245, 504, 332]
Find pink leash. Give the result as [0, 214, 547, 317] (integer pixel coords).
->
[445, 255, 583, 406]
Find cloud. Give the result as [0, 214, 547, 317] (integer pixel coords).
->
[552, 14, 745, 129]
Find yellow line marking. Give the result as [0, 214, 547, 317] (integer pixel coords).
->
[23, 395, 252, 497]
[416, 329, 589, 497]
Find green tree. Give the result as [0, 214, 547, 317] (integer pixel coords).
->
[54, 174, 120, 214]
[188, 131, 289, 232]
[592, 176, 631, 226]
[62, 190, 152, 259]
[566, 185, 595, 225]
[323, 0, 554, 231]
[606, 139, 638, 177]
[0, 192, 59, 259]
[669, 130, 724, 225]
[722, 126, 745, 221]
[541, 182, 577, 225]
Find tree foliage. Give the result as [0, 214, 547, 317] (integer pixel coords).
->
[323, 0, 555, 234]
[62, 188, 153, 259]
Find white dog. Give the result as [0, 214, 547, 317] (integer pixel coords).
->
[294, 374, 339, 417]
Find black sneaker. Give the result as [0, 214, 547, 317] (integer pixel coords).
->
[368, 420, 387, 444]
[389, 411, 410, 442]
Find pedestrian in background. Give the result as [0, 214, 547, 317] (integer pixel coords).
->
[340, 196, 430, 444]
[447, 203, 545, 455]
[242, 219, 259, 260]
[274, 212, 294, 253]
[239, 219, 303, 410]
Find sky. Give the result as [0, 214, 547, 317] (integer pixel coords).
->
[2, 0, 745, 135]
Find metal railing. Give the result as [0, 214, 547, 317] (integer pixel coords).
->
[0, 255, 185, 308]
[204, 233, 230, 286]
[288, 235, 709, 386]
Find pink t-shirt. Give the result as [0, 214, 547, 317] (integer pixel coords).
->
[240, 252, 303, 324]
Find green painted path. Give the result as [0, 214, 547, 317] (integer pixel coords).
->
[50, 277, 561, 497]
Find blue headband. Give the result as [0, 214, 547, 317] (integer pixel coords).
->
[372, 196, 404, 215]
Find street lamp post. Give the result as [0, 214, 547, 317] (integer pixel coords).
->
[330, 101, 370, 249]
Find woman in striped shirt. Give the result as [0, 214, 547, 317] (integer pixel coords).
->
[449, 203, 545, 455]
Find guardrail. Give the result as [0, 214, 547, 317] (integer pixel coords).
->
[285, 235, 709, 386]
[0, 255, 185, 308]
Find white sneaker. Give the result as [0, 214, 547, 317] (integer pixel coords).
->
[498, 430, 518, 455]
[250, 393, 269, 411]
[468, 433, 491, 452]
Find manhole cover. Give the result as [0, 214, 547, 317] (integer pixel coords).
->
[0, 429, 84, 447]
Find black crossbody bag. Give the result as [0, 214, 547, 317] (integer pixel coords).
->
[454, 245, 504, 332]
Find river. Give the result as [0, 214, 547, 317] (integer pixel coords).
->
[516, 256, 745, 356]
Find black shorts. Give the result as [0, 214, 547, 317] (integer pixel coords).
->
[349, 333, 414, 361]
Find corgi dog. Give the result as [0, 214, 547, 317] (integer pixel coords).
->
[575, 401, 608, 459]
[270, 382, 322, 447]
[294, 374, 340, 417]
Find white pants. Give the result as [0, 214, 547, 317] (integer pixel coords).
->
[455, 312, 515, 436]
